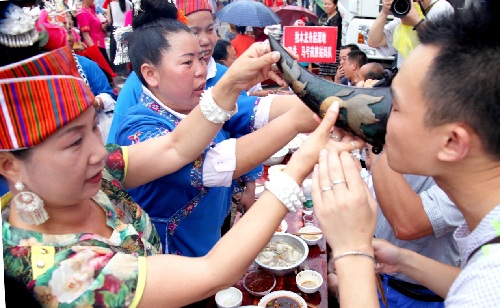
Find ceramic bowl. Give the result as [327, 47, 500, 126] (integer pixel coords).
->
[262, 147, 288, 166]
[215, 287, 242, 308]
[296, 270, 323, 294]
[298, 225, 322, 246]
[276, 220, 287, 233]
[268, 164, 287, 177]
[286, 133, 308, 153]
[255, 233, 308, 276]
[242, 270, 276, 297]
[258, 290, 307, 307]
[255, 183, 265, 198]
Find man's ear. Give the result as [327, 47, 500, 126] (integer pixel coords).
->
[437, 124, 470, 162]
[141, 63, 159, 88]
[0, 152, 23, 183]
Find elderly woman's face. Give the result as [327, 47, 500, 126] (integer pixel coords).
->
[13, 108, 108, 207]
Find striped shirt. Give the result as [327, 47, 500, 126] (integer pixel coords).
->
[445, 205, 500, 306]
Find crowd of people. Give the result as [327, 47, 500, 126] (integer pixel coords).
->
[1, 0, 499, 307]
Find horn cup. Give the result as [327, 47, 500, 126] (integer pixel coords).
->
[268, 36, 393, 154]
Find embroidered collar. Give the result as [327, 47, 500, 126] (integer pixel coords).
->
[141, 86, 187, 119]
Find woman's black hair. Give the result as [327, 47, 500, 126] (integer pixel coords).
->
[119, 0, 126, 12]
[236, 26, 246, 34]
[129, 0, 191, 86]
[131, 0, 177, 30]
[11, 148, 31, 160]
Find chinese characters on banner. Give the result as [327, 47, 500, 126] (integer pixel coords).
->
[282, 26, 338, 63]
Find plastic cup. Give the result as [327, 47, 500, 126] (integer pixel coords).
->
[303, 214, 316, 226]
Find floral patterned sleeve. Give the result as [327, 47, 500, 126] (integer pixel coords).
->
[104, 144, 128, 186]
[31, 246, 146, 307]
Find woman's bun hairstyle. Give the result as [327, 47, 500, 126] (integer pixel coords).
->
[132, 0, 178, 29]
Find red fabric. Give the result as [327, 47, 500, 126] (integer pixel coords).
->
[102, 0, 111, 9]
[231, 34, 255, 58]
[176, 0, 212, 16]
[82, 45, 117, 77]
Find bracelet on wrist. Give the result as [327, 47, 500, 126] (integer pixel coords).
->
[264, 171, 305, 213]
[413, 19, 425, 31]
[333, 250, 376, 264]
[331, 250, 376, 274]
[199, 87, 238, 124]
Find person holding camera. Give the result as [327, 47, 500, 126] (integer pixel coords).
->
[367, 0, 453, 68]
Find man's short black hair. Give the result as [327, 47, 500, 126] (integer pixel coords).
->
[417, 1, 500, 158]
[340, 44, 360, 52]
[213, 39, 232, 65]
[347, 50, 367, 67]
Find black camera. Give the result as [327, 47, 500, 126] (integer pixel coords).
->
[391, 0, 412, 18]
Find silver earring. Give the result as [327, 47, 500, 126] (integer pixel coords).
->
[12, 181, 48, 225]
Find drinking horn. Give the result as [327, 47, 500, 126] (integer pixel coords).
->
[268, 36, 393, 154]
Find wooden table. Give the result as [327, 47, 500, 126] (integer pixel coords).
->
[208, 162, 329, 307]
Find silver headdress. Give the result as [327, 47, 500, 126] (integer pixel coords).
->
[113, 25, 133, 65]
[43, 0, 81, 25]
[0, 4, 41, 48]
[132, 0, 143, 16]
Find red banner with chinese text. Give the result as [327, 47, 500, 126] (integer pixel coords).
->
[282, 26, 338, 63]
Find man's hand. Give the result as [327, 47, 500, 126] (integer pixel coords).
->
[381, 0, 394, 16]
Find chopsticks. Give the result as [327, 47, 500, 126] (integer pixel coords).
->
[293, 231, 323, 236]
[376, 274, 388, 307]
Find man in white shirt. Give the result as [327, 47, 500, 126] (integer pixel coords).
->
[367, 0, 453, 68]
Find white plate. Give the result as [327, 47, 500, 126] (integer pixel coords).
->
[276, 220, 288, 233]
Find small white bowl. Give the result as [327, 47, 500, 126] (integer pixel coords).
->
[215, 287, 242, 308]
[258, 290, 307, 307]
[255, 184, 265, 198]
[262, 147, 288, 166]
[296, 270, 323, 294]
[298, 225, 322, 246]
[268, 164, 287, 177]
[276, 220, 287, 233]
[286, 133, 308, 153]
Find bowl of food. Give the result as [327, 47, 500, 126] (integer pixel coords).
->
[258, 290, 307, 308]
[243, 270, 276, 297]
[298, 225, 322, 246]
[262, 147, 288, 166]
[215, 287, 242, 308]
[255, 233, 309, 276]
[295, 270, 323, 294]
